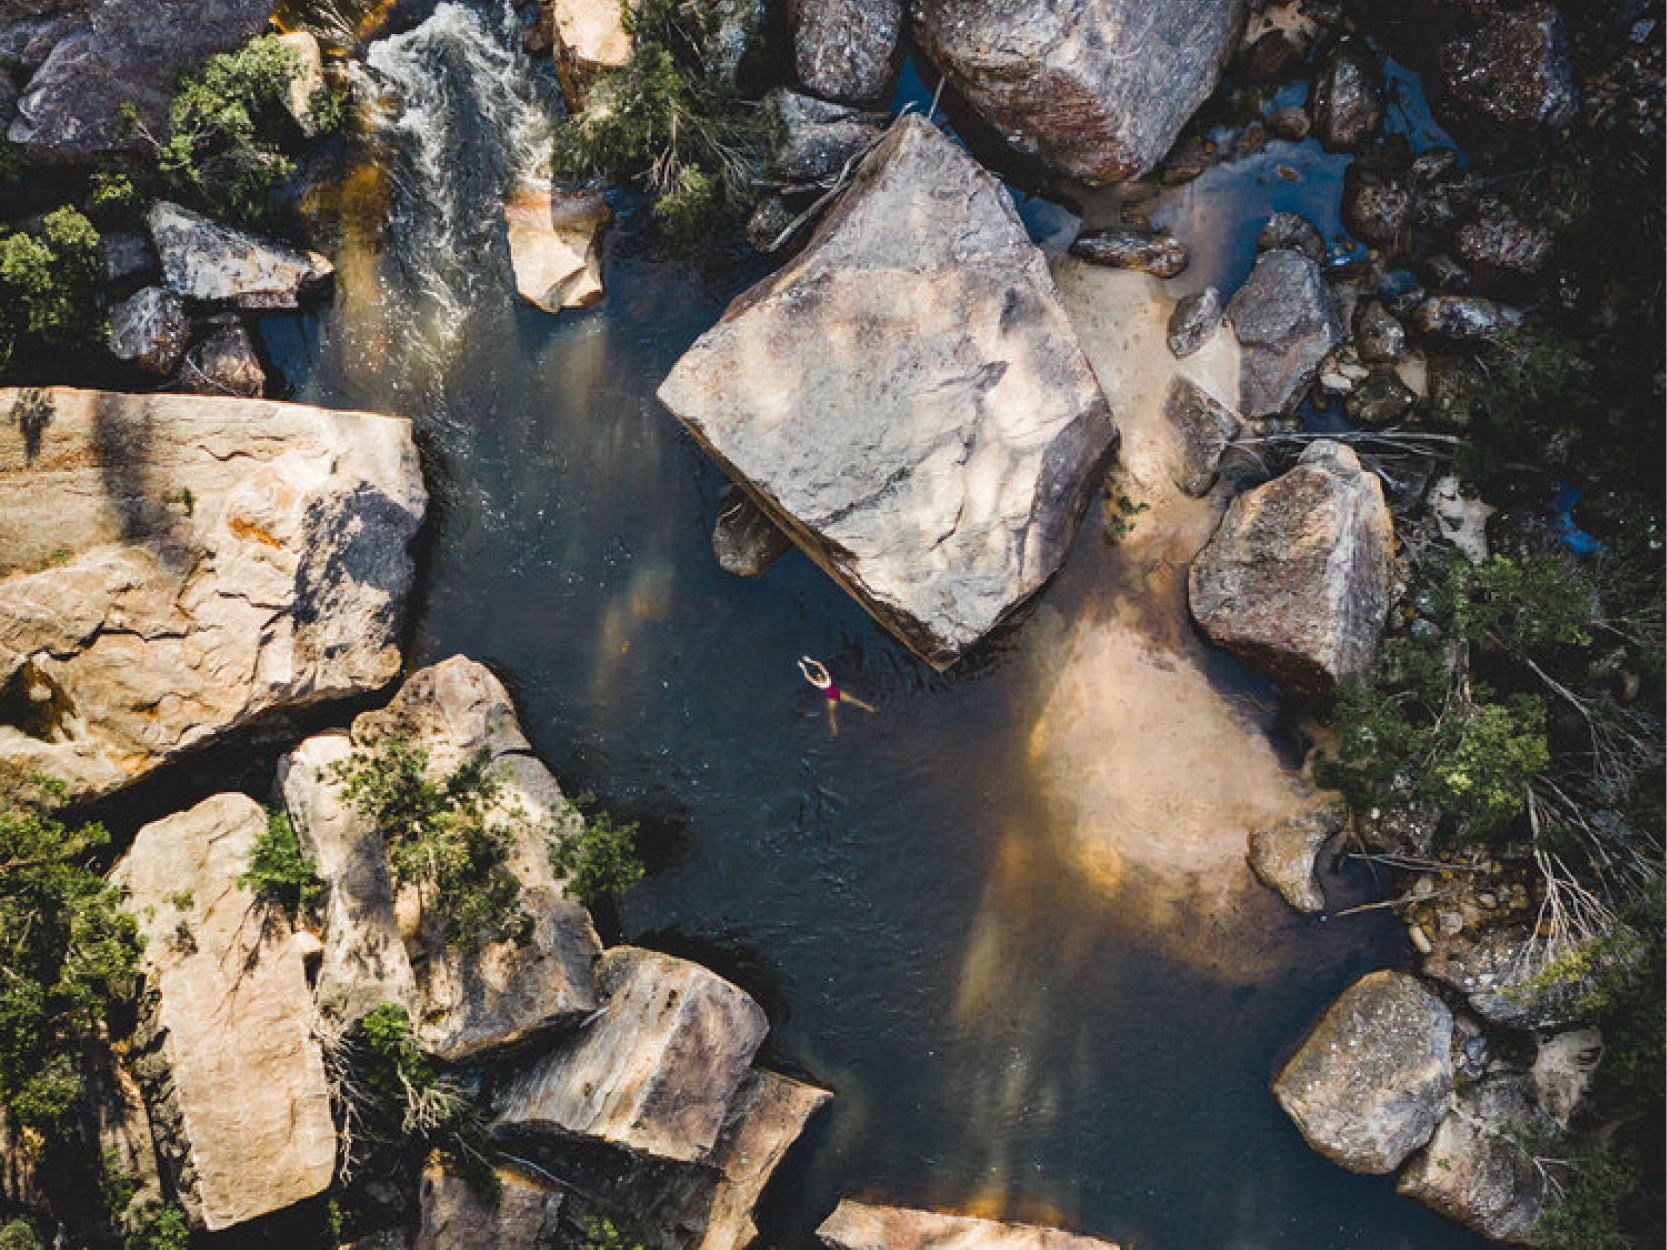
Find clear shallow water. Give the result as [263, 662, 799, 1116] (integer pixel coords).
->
[266, 8, 1496, 1248]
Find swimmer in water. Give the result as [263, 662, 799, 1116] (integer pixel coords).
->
[797, 657, 874, 736]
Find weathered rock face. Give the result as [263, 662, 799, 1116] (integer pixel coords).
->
[413, 1163, 563, 1250]
[1188, 440, 1393, 696]
[770, 88, 888, 185]
[281, 657, 602, 1061]
[1069, 226, 1188, 278]
[1421, 923, 1597, 1030]
[712, 490, 791, 577]
[148, 202, 335, 311]
[6, 0, 274, 161]
[1311, 40, 1384, 153]
[1162, 376, 1239, 498]
[1227, 247, 1343, 416]
[178, 316, 267, 398]
[107, 286, 189, 376]
[912, 0, 1245, 185]
[549, 0, 630, 107]
[494, 946, 768, 1163]
[0, 387, 425, 802]
[276, 30, 325, 136]
[1167, 286, 1222, 359]
[1413, 294, 1515, 342]
[657, 117, 1117, 668]
[1532, 1027, 1601, 1132]
[1247, 803, 1343, 914]
[1439, 2, 1577, 131]
[112, 794, 336, 1231]
[1272, 970, 1454, 1174]
[1455, 198, 1554, 276]
[788, 0, 900, 105]
[1397, 1075, 1550, 1244]
[818, 1202, 1124, 1250]
[504, 182, 611, 313]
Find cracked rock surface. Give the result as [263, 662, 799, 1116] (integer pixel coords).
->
[0, 387, 425, 801]
[657, 116, 1116, 667]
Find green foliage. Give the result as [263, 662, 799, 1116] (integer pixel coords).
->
[329, 738, 531, 953]
[87, 172, 140, 219]
[0, 787, 141, 1131]
[0, 1219, 44, 1250]
[0, 207, 104, 377]
[1455, 320, 1594, 483]
[1534, 1138, 1636, 1250]
[1101, 491, 1149, 544]
[307, 83, 351, 136]
[548, 809, 644, 908]
[580, 1214, 645, 1250]
[139, 35, 303, 225]
[123, 1204, 190, 1250]
[239, 808, 323, 916]
[550, 0, 780, 242]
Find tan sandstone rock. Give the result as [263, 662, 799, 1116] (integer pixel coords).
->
[413, 1162, 563, 1250]
[818, 1201, 1123, 1250]
[504, 182, 611, 313]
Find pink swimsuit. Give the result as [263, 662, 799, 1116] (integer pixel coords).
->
[824, 683, 841, 702]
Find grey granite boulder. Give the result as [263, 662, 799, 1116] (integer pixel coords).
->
[1439, 2, 1577, 131]
[787, 0, 900, 105]
[280, 657, 603, 1061]
[1188, 440, 1393, 696]
[414, 1163, 563, 1250]
[912, 0, 1245, 185]
[177, 315, 266, 397]
[818, 1201, 1124, 1250]
[770, 88, 888, 186]
[1227, 247, 1343, 416]
[113, 794, 336, 1230]
[148, 201, 335, 311]
[1421, 923, 1612, 1031]
[493, 946, 768, 1163]
[107, 285, 189, 376]
[1273, 970, 1454, 1174]
[0, 388, 425, 802]
[1162, 376, 1239, 498]
[712, 490, 791, 577]
[657, 116, 1116, 667]
[1167, 286, 1222, 358]
[1311, 40, 1384, 153]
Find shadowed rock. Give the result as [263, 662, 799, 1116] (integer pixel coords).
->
[414, 1163, 563, 1250]
[912, 0, 1246, 185]
[788, 0, 900, 105]
[1273, 969, 1453, 1174]
[1227, 247, 1342, 416]
[712, 490, 791, 576]
[818, 1201, 1124, 1250]
[657, 116, 1117, 668]
[148, 202, 335, 311]
[0, 388, 425, 802]
[1162, 376, 1239, 497]
[112, 793, 336, 1231]
[1439, 2, 1576, 131]
[107, 286, 189, 376]
[1188, 441, 1393, 696]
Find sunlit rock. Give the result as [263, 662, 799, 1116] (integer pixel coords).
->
[494, 946, 767, 1163]
[112, 793, 336, 1230]
[911, 0, 1245, 185]
[0, 387, 425, 802]
[1273, 969, 1453, 1174]
[657, 116, 1117, 668]
[1247, 803, 1344, 914]
[148, 201, 334, 310]
[504, 182, 611, 313]
[276, 30, 326, 137]
[280, 657, 602, 1061]
[549, 0, 630, 107]
[818, 1201, 1124, 1250]
[1188, 440, 1393, 696]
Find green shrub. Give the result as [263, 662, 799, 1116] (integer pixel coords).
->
[550, 0, 780, 242]
[0, 785, 142, 1131]
[581, 1214, 646, 1250]
[1534, 1137, 1636, 1250]
[239, 808, 323, 916]
[328, 737, 531, 952]
[1455, 321, 1594, 484]
[123, 1204, 189, 1250]
[0, 207, 103, 376]
[0, 1219, 44, 1250]
[548, 809, 644, 908]
[86, 172, 140, 220]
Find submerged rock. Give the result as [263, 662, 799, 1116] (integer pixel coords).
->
[1439, 2, 1577, 131]
[712, 489, 791, 577]
[1397, 1075, 1550, 1243]
[657, 116, 1117, 668]
[504, 182, 611, 313]
[1188, 440, 1393, 695]
[911, 0, 1246, 185]
[107, 285, 189, 376]
[0, 388, 425, 802]
[148, 201, 335, 311]
[1069, 226, 1188, 278]
[788, 0, 901, 105]
[1228, 248, 1343, 416]
[281, 657, 602, 1061]
[1272, 969, 1454, 1175]
[818, 1201, 1124, 1250]
[113, 794, 336, 1231]
[1162, 376, 1239, 497]
[1167, 285, 1222, 358]
[494, 946, 768, 1163]
[1247, 803, 1344, 914]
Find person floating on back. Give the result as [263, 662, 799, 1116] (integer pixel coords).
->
[797, 656, 874, 736]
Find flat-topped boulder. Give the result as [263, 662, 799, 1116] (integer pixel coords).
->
[0, 387, 425, 802]
[912, 0, 1244, 185]
[1272, 970, 1454, 1175]
[818, 1201, 1123, 1250]
[148, 201, 335, 310]
[657, 116, 1116, 667]
[280, 657, 602, 1061]
[1188, 440, 1393, 696]
[112, 793, 336, 1231]
[494, 945, 768, 1163]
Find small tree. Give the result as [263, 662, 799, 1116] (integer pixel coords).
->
[0, 207, 103, 377]
[548, 808, 644, 908]
[239, 808, 323, 917]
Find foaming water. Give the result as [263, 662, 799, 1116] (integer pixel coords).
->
[269, 6, 1496, 1246]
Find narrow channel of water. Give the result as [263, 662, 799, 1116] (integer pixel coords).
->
[265, 6, 1497, 1247]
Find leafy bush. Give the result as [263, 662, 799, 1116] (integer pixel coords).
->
[0, 207, 103, 377]
[122, 1204, 190, 1250]
[550, 0, 780, 242]
[548, 808, 644, 908]
[0, 1220, 43, 1250]
[86, 172, 140, 220]
[239, 808, 322, 916]
[582, 1214, 646, 1250]
[328, 737, 531, 953]
[0, 785, 141, 1131]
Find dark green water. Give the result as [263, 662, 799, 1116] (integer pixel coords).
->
[264, 6, 1496, 1247]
